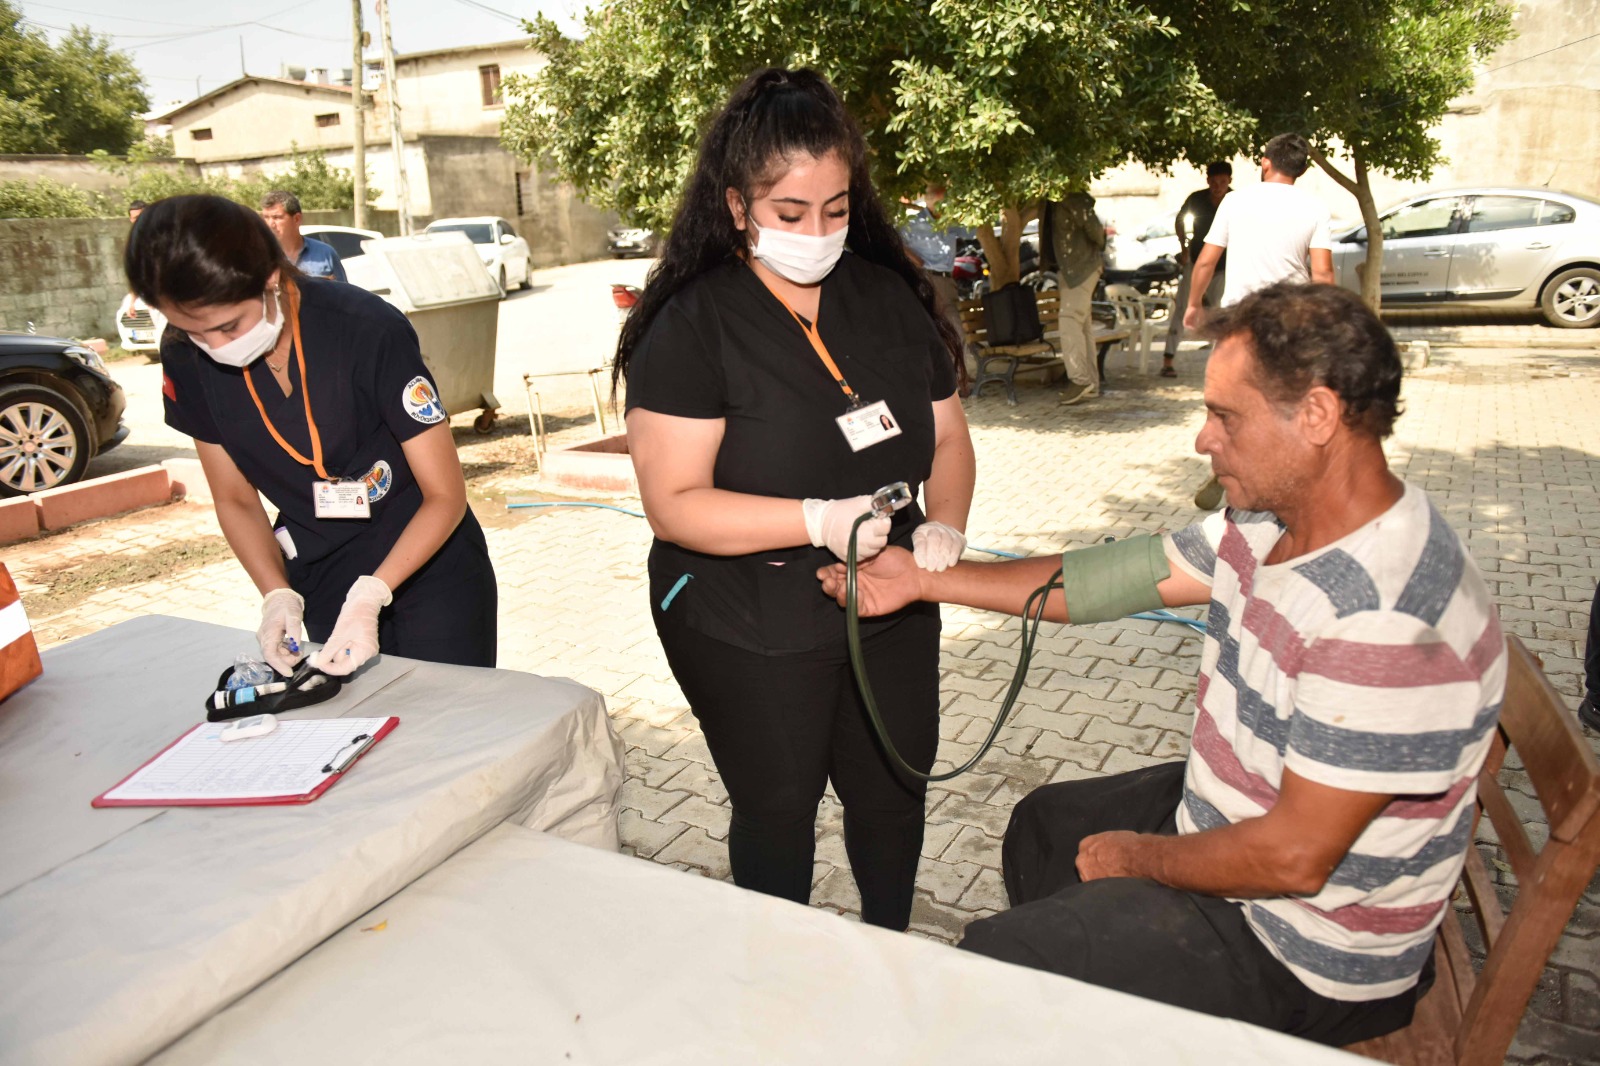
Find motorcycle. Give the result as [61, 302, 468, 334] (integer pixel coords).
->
[1099, 255, 1181, 299]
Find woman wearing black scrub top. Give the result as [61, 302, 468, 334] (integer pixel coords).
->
[126, 195, 496, 676]
[621, 69, 976, 930]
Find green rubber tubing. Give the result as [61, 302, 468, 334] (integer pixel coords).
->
[845, 512, 1063, 782]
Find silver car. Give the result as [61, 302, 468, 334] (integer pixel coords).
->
[1331, 187, 1600, 328]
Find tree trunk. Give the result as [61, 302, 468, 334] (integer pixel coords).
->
[1310, 146, 1384, 311]
[975, 202, 1036, 290]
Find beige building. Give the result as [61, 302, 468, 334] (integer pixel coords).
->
[153, 41, 614, 266]
[1091, 0, 1600, 255]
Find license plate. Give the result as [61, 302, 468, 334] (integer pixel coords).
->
[132, 330, 154, 342]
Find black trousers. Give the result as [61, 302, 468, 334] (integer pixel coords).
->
[654, 609, 940, 929]
[959, 763, 1422, 1046]
[1586, 580, 1599, 698]
[299, 515, 498, 669]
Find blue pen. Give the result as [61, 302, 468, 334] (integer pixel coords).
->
[280, 636, 300, 655]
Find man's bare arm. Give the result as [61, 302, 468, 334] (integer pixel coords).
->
[1310, 248, 1334, 285]
[1077, 769, 1392, 897]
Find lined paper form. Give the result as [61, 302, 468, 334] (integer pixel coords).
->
[98, 718, 394, 804]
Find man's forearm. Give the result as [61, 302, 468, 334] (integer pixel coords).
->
[1100, 820, 1334, 898]
[920, 557, 1070, 621]
[1187, 255, 1220, 312]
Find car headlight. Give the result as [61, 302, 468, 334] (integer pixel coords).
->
[64, 345, 107, 373]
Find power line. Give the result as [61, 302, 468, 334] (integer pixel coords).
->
[1483, 30, 1600, 74]
[447, 0, 524, 26]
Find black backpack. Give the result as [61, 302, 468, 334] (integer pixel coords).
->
[981, 282, 1042, 346]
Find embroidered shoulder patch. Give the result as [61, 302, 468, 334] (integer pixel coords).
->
[402, 375, 446, 424]
[362, 459, 394, 503]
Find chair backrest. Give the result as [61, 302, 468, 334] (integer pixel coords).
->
[958, 290, 1060, 349]
[1348, 635, 1600, 1066]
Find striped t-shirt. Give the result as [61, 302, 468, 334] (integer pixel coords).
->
[1163, 483, 1505, 1002]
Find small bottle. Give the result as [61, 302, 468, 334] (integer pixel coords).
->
[226, 654, 275, 690]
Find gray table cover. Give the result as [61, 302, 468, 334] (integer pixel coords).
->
[0, 616, 623, 1066]
[155, 823, 1366, 1066]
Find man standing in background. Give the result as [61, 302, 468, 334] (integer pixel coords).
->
[1161, 162, 1231, 378]
[1184, 134, 1333, 509]
[261, 190, 348, 282]
[1047, 191, 1107, 406]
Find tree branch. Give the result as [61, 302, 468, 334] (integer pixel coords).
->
[1309, 146, 1359, 196]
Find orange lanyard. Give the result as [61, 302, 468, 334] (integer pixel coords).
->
[763, 280, 862, 409]
[241, 281, 331, 480]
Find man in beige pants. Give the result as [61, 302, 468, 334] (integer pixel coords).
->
[1046, 192, 1106, 406]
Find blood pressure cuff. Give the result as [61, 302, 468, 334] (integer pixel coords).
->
[1060, 535, 1171, 625]
[206, 660, 343, 721]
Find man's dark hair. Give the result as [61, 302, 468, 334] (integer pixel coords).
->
[1205, 161, 1232, 178]
[1263, 134, 1311, 179]
[128, 200, 148, 212]
[126, 194, 298, 309]
[1203, 282, 1403, 439]
[261, 189, 302, 215]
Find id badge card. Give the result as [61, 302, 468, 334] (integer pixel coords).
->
[313, 479, 371, 519]
[836, 400, 902, 453]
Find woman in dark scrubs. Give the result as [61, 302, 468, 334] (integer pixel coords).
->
[621, 69, 976, 929]
[126, 195, 496, 676]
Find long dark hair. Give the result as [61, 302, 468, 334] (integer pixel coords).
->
[614, 67, 964, 391]
[125, 194, 299, 308]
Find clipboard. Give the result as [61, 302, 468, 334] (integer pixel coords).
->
[92, 716, 399, 808]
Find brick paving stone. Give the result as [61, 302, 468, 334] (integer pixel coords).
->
[12, 336, 1600, 1063]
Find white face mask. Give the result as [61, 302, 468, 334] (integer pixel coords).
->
[192, 291, 283, 368]
[749, 220, 848, 285]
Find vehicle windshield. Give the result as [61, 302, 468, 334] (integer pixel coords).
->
[427, 223, 494, 245]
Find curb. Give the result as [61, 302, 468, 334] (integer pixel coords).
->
[0, 458, 213, 546]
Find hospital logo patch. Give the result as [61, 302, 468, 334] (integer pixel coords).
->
[362, 460, 393, 504]
[402, 376, 446, 424]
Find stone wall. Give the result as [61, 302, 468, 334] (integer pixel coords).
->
[0, 218, 132, 341]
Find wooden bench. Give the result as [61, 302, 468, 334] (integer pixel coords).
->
[959, 291, 1130, 405]
[1346, 635, 1600, 1066]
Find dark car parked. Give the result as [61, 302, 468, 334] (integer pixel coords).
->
[0, 329, 128, 496]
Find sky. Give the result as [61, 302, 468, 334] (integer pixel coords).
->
[15, 0, 586, 115]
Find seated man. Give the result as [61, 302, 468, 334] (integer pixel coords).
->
[819, 282, 1505, 1046]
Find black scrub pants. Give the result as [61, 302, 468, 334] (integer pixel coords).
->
[654, 609, 940, 930]
[1586, 579, 1599, 700]
[959, 763, 1423, 1046]
[300, 516, 498, 668]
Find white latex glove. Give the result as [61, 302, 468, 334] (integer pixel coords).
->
[257, 588, 305, 675]
[311, 575, 392, 676]
[802, 496, 891, 562]
[912, 521, 967, 572]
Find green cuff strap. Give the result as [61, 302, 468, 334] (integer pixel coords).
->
[1060, 535, 1171, 625]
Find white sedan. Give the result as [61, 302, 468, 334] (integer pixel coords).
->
[423, 217, 533, 297]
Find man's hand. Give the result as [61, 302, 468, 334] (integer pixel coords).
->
[817, 544, 924, 616]
[1183, 304, 1204, 331]
[1076, 830, 1150, 881]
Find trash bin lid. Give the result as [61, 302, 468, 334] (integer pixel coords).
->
[360, 231, 501, 310]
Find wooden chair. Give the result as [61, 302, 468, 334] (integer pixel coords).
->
[959, 291, 1061, 406]
[1346, 636, 1600, 1066]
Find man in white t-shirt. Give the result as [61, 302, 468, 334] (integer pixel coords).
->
[818, 283, 1504, 1047]
[1184, 133, 1333, 330]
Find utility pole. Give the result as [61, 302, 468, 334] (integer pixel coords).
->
[351, 0, 367, 229]
[238, 36, 246, 77]
[376, 0, 412, 236]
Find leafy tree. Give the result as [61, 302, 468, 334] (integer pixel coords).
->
[503, 0, 1251, 287]
[1155, 0, 1516, 308]
[0, 177, 98, 219]
[0, 3, 150, 155]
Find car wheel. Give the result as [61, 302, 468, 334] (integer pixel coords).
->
[497, 266, 508, 298]
[520, 261, 533, 290]
[0, 385, 92, 497]
[1540, 267, 1600, 328]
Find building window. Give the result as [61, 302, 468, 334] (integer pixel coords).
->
[191, 128, 213, 141]
[315, 112, 341, 128]
[480, 64, 502, 108]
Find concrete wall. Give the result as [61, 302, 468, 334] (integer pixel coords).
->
[0, 155, 200, 198]
[514, 163, 617, 268]
[0, 218, 131, 341]
[1089, 0, 1600, 253]
[169, 81, 358, 164]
